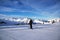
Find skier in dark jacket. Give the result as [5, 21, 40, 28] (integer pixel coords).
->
[29, 19, 33, 29]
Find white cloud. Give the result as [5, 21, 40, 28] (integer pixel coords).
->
[0, 14, 7, 16]
[0, 6, 34, 12]
[0, 7, 17, 12]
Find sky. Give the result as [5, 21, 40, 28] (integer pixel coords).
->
[0, 0, 60, 20]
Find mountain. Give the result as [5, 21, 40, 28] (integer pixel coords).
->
[48, 18, 60, 23]
[0, 14, 30, 25]
[0, 14, 60, 25]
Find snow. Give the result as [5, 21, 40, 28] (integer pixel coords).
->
[0, 14, 60, 25]
[0, 22, 60, 40]
[33, 19, 43, 24]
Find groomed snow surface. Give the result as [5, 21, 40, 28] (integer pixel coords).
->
[0, 22, 60, 40]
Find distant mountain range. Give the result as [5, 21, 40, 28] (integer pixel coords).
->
[0, 14, 60, 25]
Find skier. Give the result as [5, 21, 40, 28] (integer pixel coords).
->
[29, 19, 33, 29]
[52, 20, 55, 24]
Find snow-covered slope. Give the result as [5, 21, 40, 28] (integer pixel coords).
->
[0, 22, 60, 40]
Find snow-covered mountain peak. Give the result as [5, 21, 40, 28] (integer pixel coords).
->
[0, 14, 60, 25]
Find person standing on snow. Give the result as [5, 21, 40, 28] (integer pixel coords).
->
[29, 19, 33, 29]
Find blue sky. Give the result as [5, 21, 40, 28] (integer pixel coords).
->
[0, 0, 60, 19]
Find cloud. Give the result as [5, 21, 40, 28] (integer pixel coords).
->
[0, 0, 60, 19]
[0, 0, 35, 11]
[0, 6, 35, 12]
[0, 7, 16, 12]
[0, 14, 6, 16]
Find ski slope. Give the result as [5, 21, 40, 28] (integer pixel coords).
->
[0, 22, 60, 40]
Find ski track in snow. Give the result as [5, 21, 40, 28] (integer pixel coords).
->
[0, 23, 60, 40]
